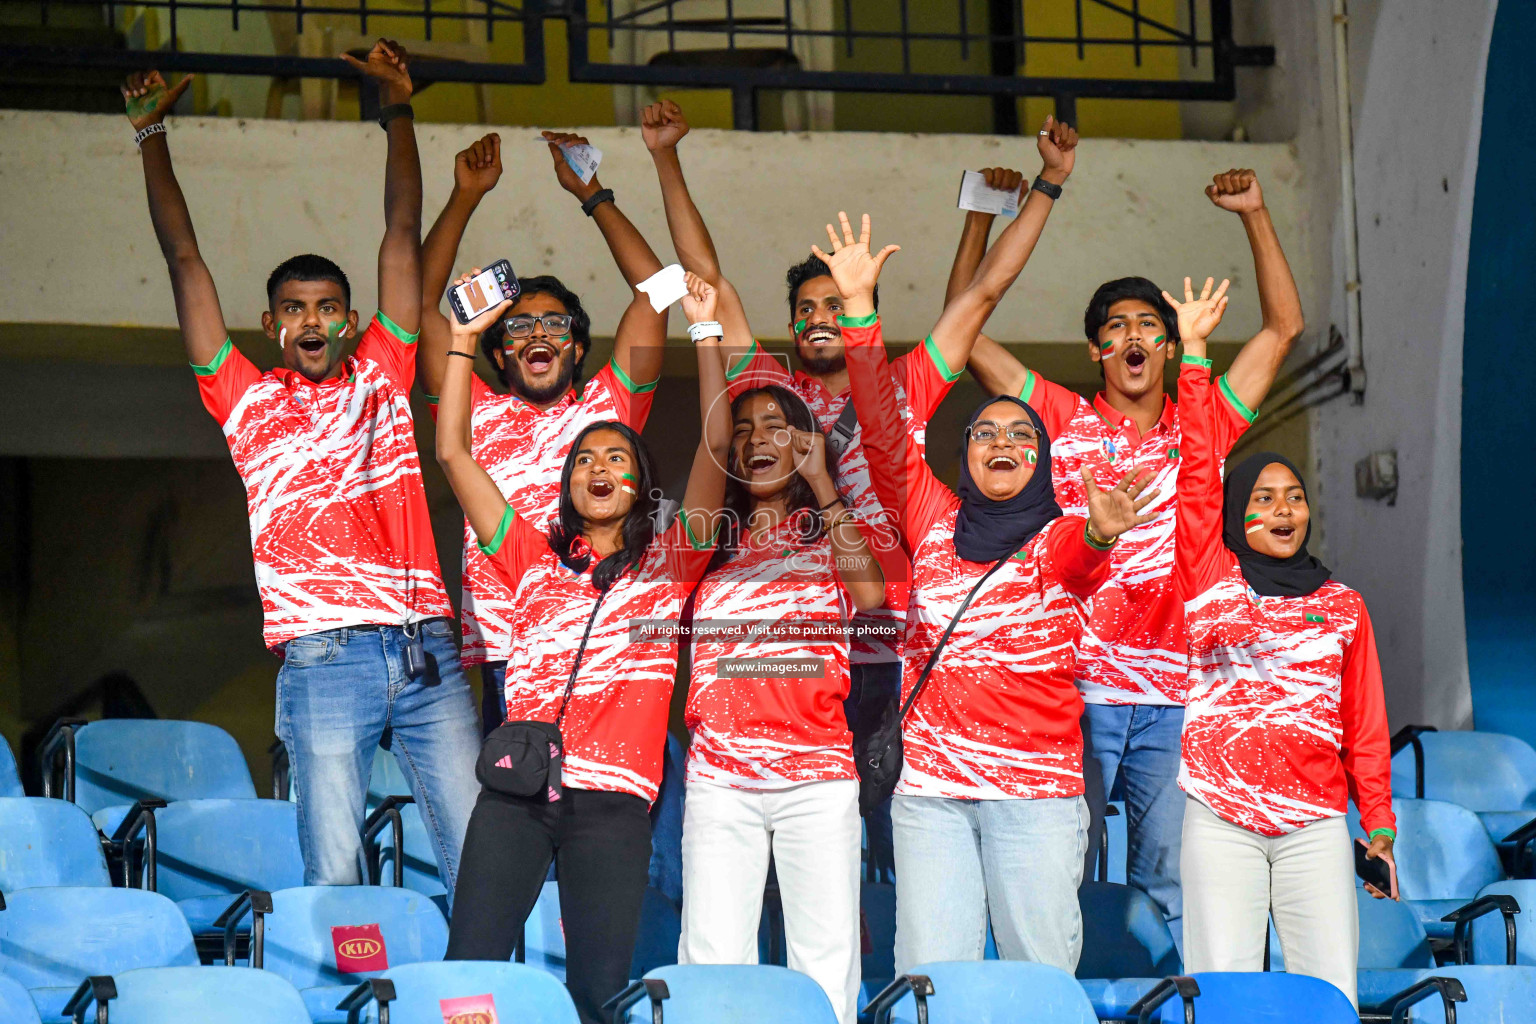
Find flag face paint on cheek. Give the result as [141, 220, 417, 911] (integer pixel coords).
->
[1244, 512, 1265, 534]
[1025, 448, 1038, 465]
[326, 320, 349, 363]
[1100, 341, 1115, 358]
[794, 319, 808, 335]
[620, 471, 638, 496]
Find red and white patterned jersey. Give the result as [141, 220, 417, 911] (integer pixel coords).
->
[724, 332, 960, 664]
[482, 508, 713, 803]
[844, 318, 1113, 800]
[448, 360, 656, 665]
[685, 520, 856, 790]
[193, 315, 452, 649]
[1174, 357, 1394, 838]
[1020, 369, 1252, 706]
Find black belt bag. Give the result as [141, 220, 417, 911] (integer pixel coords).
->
[855, 542, 1024, 815]
[476, 590, 608, 803]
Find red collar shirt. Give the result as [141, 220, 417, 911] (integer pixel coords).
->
[192, 314, 452, 649]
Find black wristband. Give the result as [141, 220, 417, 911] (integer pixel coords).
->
[581, 188, 615, 217]
[1031, 176, 1063, 200]
[447, 350, 475, 360]
[378, 103, 414, 130]
[819, 496, 845, 512]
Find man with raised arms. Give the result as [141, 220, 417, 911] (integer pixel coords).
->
[960, 167, 1305, 947]
[642, 103, 1078, 849]
[416, 130, 668, 731]
[122, 44, 480, 893]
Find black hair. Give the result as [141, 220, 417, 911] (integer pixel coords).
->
[479, 275, 594, 388]
[267, 254, 351, 310]
[1082, 276, 1180, 345]
[547, 420, 659, 592]
[718, 386, 834, 562]
[785, 256, 878, 317]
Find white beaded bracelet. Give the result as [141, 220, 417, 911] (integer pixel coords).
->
[687, 320, 724, 343]
[134, 123, 166, 149]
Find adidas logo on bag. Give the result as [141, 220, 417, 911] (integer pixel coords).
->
[495, 755, 514, 770]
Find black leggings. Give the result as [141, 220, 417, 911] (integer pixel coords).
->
[447, 785, 652, 1024]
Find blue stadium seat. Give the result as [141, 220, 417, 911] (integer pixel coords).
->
[1075, 882, 1181, 1020]
[1466, 880, 1535, 964]
[1138, 972, 1355, 1023]
[1358, 797, 1508, 938]
[338, 961, 578, 1024]
[631, 884, 682, 978]
[1378, 965, 1536, 1023]
[0, 738, 21, 798]
[1355, 887, 1437, 1010]
[1392, 730, 1536, 821]
[44, 719, 256, 831]
[0, 973, 41, 1024]
[229, 885, 448, 1024]
[1098, 801, 1128, 884]
[133, 798, 306, 934]
[0, 797, 111, 890]
[366, 748, 445, 899]
[61, 966, 310, 1024]
[612, 964, 836, 1024]
[864, 961, 1096, 1024]
[522, 879, 567, 979]
[0, 886, 198, 1021]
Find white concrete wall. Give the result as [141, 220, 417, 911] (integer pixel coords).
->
[0, 111, 1307, 345]
[1295, 0, 1494, 730]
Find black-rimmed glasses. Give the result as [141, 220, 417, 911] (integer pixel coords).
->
[503, 313, 573, 339]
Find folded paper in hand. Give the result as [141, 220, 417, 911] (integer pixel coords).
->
[537, 136, 602, 185]
[637, 264, 689, 313]
[957, 170, 1021, 216]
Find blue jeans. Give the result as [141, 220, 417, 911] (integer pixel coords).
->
[891, 794, 1088, 974]
[480, 661, 508, 737]
[1082, 703, 1185, 952]
[276, 618, 481, 902]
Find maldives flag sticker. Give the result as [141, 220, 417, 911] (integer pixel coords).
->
[1305, 611, 1327, 625]
[331, 923, 388, 973]
[440, 993, 499, 1024]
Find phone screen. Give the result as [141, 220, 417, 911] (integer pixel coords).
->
[453, 266, 508, 321]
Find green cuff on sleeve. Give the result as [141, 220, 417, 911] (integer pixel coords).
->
[376, 310, 419, 345]
[724, 338, 760, 382]
[477, 505, 515, 557]
[921, 335, 963, 383]
[1218, 374, 1257, 424]
[190, 337, 234, 377]
[1083, 522, 1116, 551]
[609, 357, 659, 395]
[423, 394, 439, 406]
[1367, 827, 1396, 842]
[1018, 368, 1038, 404]
[1182, 354, 1213, 368]
[835, 311, 880, 328]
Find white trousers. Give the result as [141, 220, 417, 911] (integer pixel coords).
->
[1180, 797, 1360, 1007]
[679, 778, 862, 1024]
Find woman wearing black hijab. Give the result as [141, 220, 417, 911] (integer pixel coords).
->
[821, 212, 1159, 973]
[1168, 277, 1396, 1009]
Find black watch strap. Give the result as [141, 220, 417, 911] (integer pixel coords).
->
[581, 188, 616, 217]
[1031, 176, 1063, 200]
[378, 103, 414, 130]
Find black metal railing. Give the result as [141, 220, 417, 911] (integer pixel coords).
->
[1, 0, 1272, 129]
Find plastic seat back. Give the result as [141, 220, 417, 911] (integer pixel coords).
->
[1101, 801, 1128, 883]
[1168, 972, 1355, 1023]
[1389, 798, 1505, 900]
[74, 719, 256, 813]
[522, 879, 567, 979]
[0, 973, 41, 1024]
[887, 961, 1096, 1024]
[1076, 882, 1181, 979]
[77, 966, 310, 1024]
[1390, 965, 1536, 1023]
[0, 739, 21, 798]
[368, 748, 446, 898]
[1467, 880, 1536, 965]
[630, 885, 681, 978]
[1392, 731, 1536, 809]
[260, 885, 448, 991]
[366, 961, 578, 1024]
[620, 964, 836, 1023]
[149, 798, 305, 902]
[0, 796, 111, 889]
[0, 886, 197, 1019]
[1356, 888, 1435, 968]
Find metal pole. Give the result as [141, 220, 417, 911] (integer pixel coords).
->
[1333, 0, 1366, 399]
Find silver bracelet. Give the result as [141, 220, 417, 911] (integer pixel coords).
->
[134, 123, 166, 149]
[687, 320, 724, 343]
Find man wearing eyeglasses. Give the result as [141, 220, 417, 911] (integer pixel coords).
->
[418, 132, 668, 732]
[958, 168, 1306, 955]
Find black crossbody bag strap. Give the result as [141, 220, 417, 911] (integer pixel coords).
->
[825, 396, 861, 460]
[895, 540, 1027, 723]
[553, 587, 609, 732]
